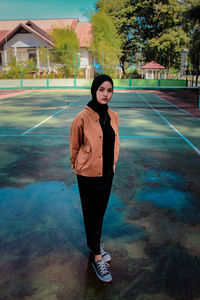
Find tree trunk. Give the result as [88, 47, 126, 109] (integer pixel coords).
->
[120, 55, 126, 75]
[168, 49, 171, 79]
[191, 68, 194, 87]
[195, 55, 199, 86]
[195, 68, 199, 86]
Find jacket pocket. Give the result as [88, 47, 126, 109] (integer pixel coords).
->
[75, 144, 91, 171]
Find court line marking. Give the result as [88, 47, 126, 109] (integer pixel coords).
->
[137, 92, 200, 156]
[0, 90, 32, 101]
[20, 97, 82, 136]
[0, 134, 67, 137]
[0, 134, 183, 139]
[119, 136, 182, 139]
[148, 92, 200, 121]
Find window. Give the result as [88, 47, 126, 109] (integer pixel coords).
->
[28, 49, 36, 63]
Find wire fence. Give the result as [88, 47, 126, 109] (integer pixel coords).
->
[0, 48, 189, 88]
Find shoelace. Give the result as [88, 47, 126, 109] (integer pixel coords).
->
[96, 260, 109, 276]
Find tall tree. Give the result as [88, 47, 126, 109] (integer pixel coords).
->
[51, 27, 80, 77]
[89, 11, 122, 77]
[145, 0, 189, 74]
[96, 0, 189, 74]
[183, 1, 200, 86]
[96, 0, 137, 74]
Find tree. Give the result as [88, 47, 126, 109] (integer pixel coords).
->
[147, 28, 189, 72]
[89, 11, 122, 77]
[183, 1, 200, 86]
[145, 0, 189, 74]
[51, 27, 80, 77]
[95, 0, 189, 74]
[95, 0, 137, 74]
[96, 0, 136, 50]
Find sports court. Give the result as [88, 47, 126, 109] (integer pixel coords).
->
[0, 88, 200, 300]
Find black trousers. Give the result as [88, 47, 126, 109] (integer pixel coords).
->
[77, 168, 114, 255]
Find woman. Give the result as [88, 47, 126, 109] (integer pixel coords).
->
[70, 74, 120, 283]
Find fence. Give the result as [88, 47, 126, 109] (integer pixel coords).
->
[0, 49, 187, 89]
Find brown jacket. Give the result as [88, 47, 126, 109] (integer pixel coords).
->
[70, 106, 120, 177]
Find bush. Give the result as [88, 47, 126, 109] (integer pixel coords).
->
[1, 56, 37, 79]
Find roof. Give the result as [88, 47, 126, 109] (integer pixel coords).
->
[0, 19, 78, 31]
[75, 23, 93, 48]
[0, 19, 92, 48]
[0, 22, 54, 49]
[141, 61, 165, 69]
[29, 19, 79, 31]
[0, 30, 10, 42]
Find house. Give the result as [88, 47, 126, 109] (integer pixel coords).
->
[0, 18, 93, 78]
[141, 61, 165, 79]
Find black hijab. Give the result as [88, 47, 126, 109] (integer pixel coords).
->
[87, 74, 113, 117]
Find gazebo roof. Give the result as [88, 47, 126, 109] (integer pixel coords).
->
[141, 61, 165, 69]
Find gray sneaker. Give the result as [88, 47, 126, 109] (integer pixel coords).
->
[92, 259, 112, 283]
[100, 244, 111, 263]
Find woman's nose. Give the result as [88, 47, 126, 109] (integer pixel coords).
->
[103, 90, 108, 96]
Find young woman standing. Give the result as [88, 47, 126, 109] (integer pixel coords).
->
[70, 74, 120, 282]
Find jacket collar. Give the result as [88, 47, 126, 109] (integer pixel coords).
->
[84, 106, 112, 120]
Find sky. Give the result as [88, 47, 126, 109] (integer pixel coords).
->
[0, 0, 97, 22]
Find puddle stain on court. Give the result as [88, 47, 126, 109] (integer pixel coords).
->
[1, 181, 200, 299]
[134, 169, 200, 225]
[0, 181, 147, 299]
[1, 142, 200, 299]
[0, 137, 74, 187]
[1, 92, 200, 298]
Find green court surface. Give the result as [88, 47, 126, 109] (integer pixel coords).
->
[0, 90, 200, 300]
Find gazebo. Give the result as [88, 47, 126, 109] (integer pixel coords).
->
[141, 61, 165, 79]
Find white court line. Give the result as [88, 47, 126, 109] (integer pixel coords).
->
[20, 97, 82, 136]
[137, 92, 200, 156]
[0, 134, 183, 139]
[119, 136, 182, 139]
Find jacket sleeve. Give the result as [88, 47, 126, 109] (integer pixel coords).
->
[69, 115, 84, 170]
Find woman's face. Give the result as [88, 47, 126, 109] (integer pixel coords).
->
[96, 81, 113, 104]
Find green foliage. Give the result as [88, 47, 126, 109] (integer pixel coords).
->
[144, 0, 189, 70]
[96, 0, 136, 50]
[51, 27, 80, 77]
[147, 28, 189, 69]
[184, 1, 200, 23]
[128, 68, 139, 75]
[1, 56, 36, 79]
[89, 11, 122, 77]
[38, 46, 47, 67]
[95, 0, 190, 73]
[183, 0, 200, 85]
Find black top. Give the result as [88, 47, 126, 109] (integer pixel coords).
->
[99, 112, 115, 175]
